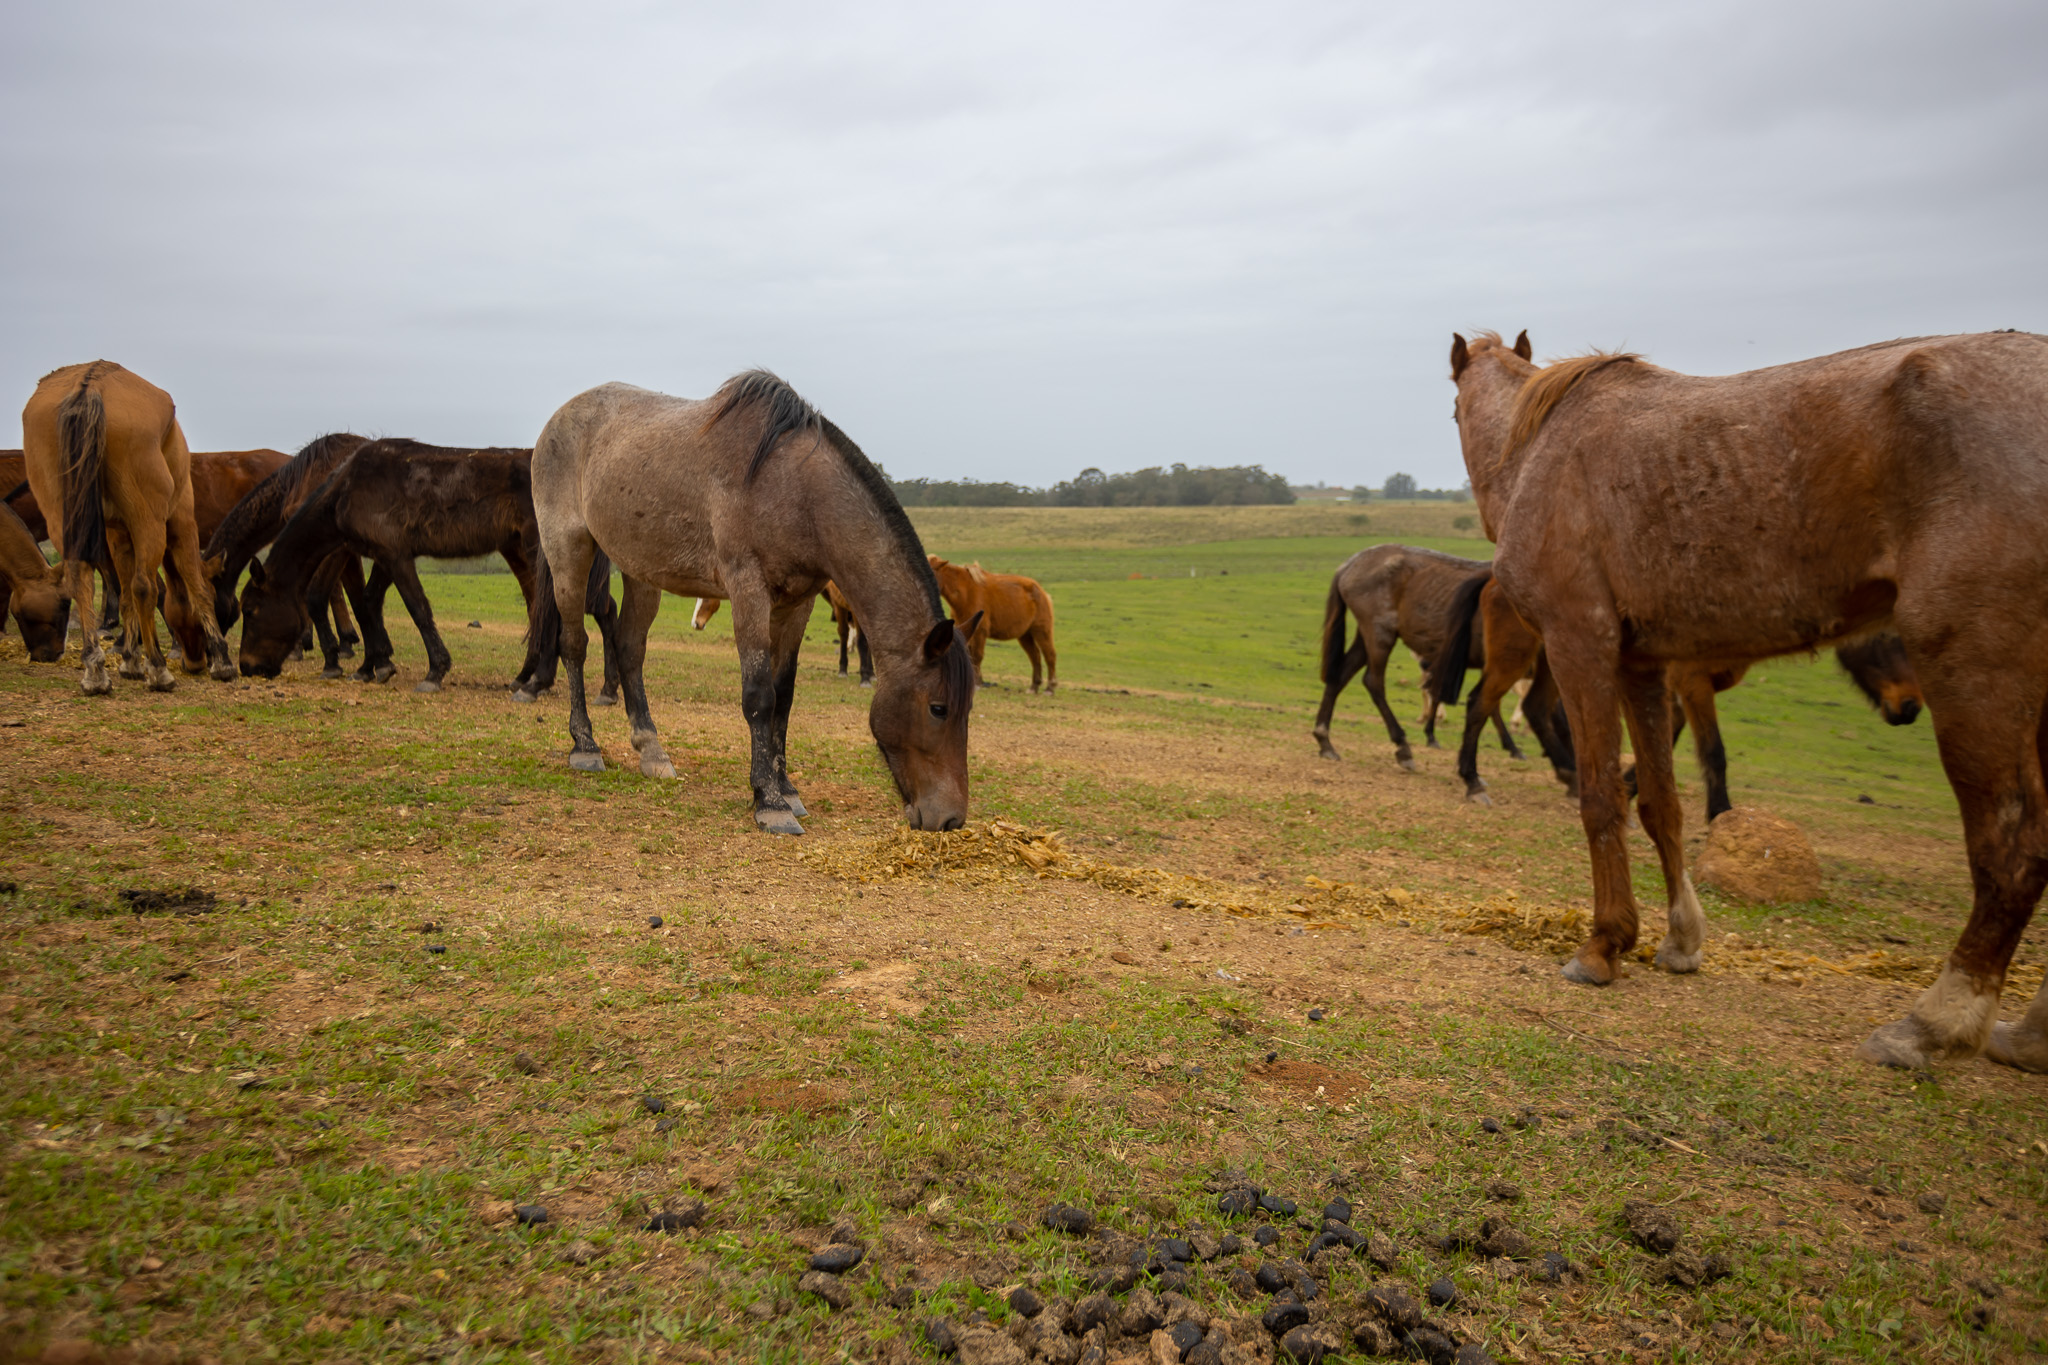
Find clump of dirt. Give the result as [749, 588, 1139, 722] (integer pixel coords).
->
[1697, 808, 1822, 903]
[1249, 1058, 1370, 1105]
[727, 1078, 847, 1115]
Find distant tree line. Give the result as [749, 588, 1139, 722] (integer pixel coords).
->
[884, 462, 1297, 508]
[1371, 472, 1470, 502]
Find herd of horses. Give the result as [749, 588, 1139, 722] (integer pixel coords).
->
[3, 331, 2047, 1077]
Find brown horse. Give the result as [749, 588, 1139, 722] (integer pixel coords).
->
[928, 556, 1057, 693]
[0, 501, 67, 658]
[1312, 544, 1515, 767]
[238, 439, 557, 692]
[1451, 327, 2048, 1074]
[529, 370, 977, 834]
[204, 434, 371, 677]
[686, 582, 872, 682]
[20, 362, 235, 692]
[1427, 573, 1577, 802]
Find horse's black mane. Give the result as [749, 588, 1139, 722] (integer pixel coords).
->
[708, 370, 941, 618]
[205, 431, 365, 560]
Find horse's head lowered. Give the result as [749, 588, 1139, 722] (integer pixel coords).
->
[870, 612, 980, 830]
[234, 557, 303, 679]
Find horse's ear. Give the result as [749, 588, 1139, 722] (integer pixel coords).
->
[928, 554, 946, 570]
[1450, 333, 1470, 379]
[963, 609, 985, 638]
[246, 558, 266, 587]
[922, 617, 955, 662]
[1513, 330, 1532, 361]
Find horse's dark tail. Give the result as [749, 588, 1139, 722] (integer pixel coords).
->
[1319, 578, 1350, 686]
[1431, 570, 1493, 710]
[57, 369, 109, 567]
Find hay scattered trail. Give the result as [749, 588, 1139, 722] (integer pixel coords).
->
[801, 820, 2043, 994]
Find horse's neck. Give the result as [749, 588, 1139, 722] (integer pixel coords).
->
[811, 480, 938, 668]
[266, 486, 343, 598]
[1459, 360, 1530, 538]
[0, 511, 54, 587]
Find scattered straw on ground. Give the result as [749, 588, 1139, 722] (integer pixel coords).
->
[800, 821, 2045, 995]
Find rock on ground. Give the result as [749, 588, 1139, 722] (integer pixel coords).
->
[1696, 808, 1821, 903]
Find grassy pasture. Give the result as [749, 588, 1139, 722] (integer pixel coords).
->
[1, 503, 2044, 1364]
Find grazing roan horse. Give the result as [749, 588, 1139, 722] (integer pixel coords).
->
[528, 370, 978, 835]
[1451, 327, 2048, 1074]
[1312, 543, 1517, 767]
[928, 557, 1056, 693]
[688, 581, 873, 682]
[0, 501, 68, 658]
[1434, 574, 1924, 817]
[237, 440, 556, 692]
[20, 362, 235, 692]
[205, 433, 371, 677]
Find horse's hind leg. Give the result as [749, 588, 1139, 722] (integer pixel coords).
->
[349, 562, 398, 683]
[1311, 633, 1367, 759]
[386, 558, 453, 691]
[1489, 703, 1524, 760]
[1543, 631, 1638, 985]
[117, 521, 178, 691]
[1455, 659, 1524, 804]
[595, 574, 621, 705]
[854, 626, 874, 686]
[331, 563, 360, 656]
[1622, 665, 1704, 974]
[1361, 627, 1417, 770]
[544, 536, 606, 772]
[1019, 632, 1046, 694]
[610, 578, 672, 778]
[1523, 657, 1577, 796]
[1673, 671, 1731, 822]
[306, 552, 348, 678]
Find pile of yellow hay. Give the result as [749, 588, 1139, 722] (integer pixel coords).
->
[800, 820, 2046, 995]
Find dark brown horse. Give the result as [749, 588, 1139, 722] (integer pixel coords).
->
[1313, 544, 1516, 767]
[529, 370, 978, 834]
[21, 362, 236, 692]
[1451, 327, 2048, 1074]
[204, 434, 370, 677]
[238, 440, 553, 691]
[1435, 573, 1923, 816]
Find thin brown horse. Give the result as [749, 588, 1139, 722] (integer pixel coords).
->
[1451, 327, 2048, 1073]
[20, 362, 236, 692]
[927, 557, 1057, 693]
[529, 370, 978, 834]
[0, 500, 67, 658]
[1312, 543, 1516, 767]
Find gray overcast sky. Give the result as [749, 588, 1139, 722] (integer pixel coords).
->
[3, 1, 2042, 490]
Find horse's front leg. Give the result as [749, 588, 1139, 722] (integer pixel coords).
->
[350, 562, 398, 683]
[1544, 631, 1637, 985]
[729, 586, 803, 835]
[768, 596, 816, 818]
[306, 552, 347, 678]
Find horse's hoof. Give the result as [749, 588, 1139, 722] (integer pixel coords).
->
[1425, 739, 1443, 750]
[1508, 752, 1527, 762]
[594, 691, 618, 707]
[510, 688, 536, 704]
[860, 681, 873, 689]
[339, 645, 357, 658]
[641, 757, 677, 780]
[414, 680, 442, 694]
[1466, 791, 1492, 807]
[568, 750, 606, 773]
[119, 662, 146, 681]
[288, 648, 305, 662]
[784, 795, 808, 819]
[1396, 753, 1418, 772]
[755, 809, 805, 836]
[1654, 942, 1703, 974]
[81, 667, 112, 696]
[1559, 956, 1614, 987]
[321, 667, 344, 680]
[1856, 1018, 1933, 1070]
[148, 668, 177, 693]
[1985, 1021, 2048, 1072]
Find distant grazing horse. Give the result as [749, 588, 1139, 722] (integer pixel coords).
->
[204, 433, 370, 677]
[688, 580, 872, 682]
[1434, 572, 1922, 815]
[928, 557, 1055, 693]
[528, 370, 978, 834]
[20, 362, 235, 692]
[1313, 544, 1516, 767]
[1451, 327, 2048, 1074]
[237, 440, 556, 692]
[0, 501, 67, 658]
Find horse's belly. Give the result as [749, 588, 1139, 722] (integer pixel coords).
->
[584, 508, 723, 598]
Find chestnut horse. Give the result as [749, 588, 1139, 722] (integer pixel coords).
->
[928, 556, 1057, 693]
[528, 370, 977, 834]
[1434, 572, 1923, 816]
[0, 501, 67, 658]
[687, 581, 872, 681]
[1451, 328, 2048, 1073]
[1313, 544, 1516, 767]
[20, 362, 235, 692]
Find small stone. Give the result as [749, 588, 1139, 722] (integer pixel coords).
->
[1362, 1286, 1422, 1331]
[1479, 1117, 1501, 1134]
[561, 1239, 598, 1265]
[513, 1204, 548, 1226]
[1278, 1323, 1344, 1361]
[648, 915, 664, 928]
[1253, 1225, 1280, 1248]
[1322, 1197, 1352, 1225]
[1043, 1202, 1096, 1235]
[798, 1269, 852, 1310]
[1165, 1319, 1205, 1355]
[1307, 1009, 1325, 1022]
[1217, 1187, 1260, 1217]
[1916, 1192, 1947, 1215]
[1008, 1286, 1043, 1318]
[512, 1052, 541, 1076]
[640, 1095, 667, 1114]
[1365, 1232, 1398, 1271]
[1261, 1300, 1310, 1335]
[1622, 1200, 1683, 1254]
[1426, 1277, 1459, 1308]
[810, 1242, 866, 1272]
[1486, 1180, 1521, 1203]
[426, 943, 447, 955]
[467, 620, 482, 628]
[1259, 1193, 1298, 1217]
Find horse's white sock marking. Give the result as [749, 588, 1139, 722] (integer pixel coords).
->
[1911, 965, 1998, 1054]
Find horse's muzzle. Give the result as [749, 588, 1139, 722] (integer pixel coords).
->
[904, 802, 966, 832]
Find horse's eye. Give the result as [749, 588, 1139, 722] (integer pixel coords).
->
[929, 702, 948, 719]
